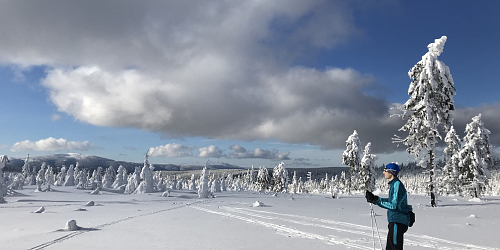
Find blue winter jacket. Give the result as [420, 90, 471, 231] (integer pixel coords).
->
[376, 177, 412, 226]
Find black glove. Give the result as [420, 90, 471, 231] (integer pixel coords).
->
[365, 191, 379, 204]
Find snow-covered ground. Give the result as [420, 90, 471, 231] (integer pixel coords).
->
[1, 186, 499, 250]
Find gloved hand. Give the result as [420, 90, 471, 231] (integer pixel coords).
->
[365, 191, 379, 204]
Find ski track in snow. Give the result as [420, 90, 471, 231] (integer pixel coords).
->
[27, 201, 205, 250]
[192, 204, 498, 250]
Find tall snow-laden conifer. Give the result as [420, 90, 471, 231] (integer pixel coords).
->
[359, 143, 378, 192]
[342, 130, 361, 194]
[441, 126, 461, 195]
[457, 114, 492, 198]
[396, 36, 456, 207]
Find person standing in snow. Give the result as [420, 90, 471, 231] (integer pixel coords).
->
[365, 163, 412, 250]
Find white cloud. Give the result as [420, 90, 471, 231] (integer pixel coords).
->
[148, 143, 193, 157]
[228, 145, 290, 160]
[11, 137, 93, 152]
[50, 114, 61, 121]
[198, 145, 226, 159]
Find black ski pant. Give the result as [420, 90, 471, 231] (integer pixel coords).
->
[386, 222, 408, 250]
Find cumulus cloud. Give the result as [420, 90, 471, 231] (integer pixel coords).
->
[0, 1, 444, 154]
[11, 137, 93, 152]
[228, 145, 290, 160]
[198, 145, 226, 158]
[148, 143, 193, 157]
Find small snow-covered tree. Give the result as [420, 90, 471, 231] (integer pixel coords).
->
[56, 166, 67, 186]
[124, 174, 136, 194]
[112, 165, 126, 189]
[101, 166, 114, 188]
[22, 154, 31, 180]
[441, 126, 461, 195]
[136, 155, 154, 194]
[289, 171, 298, 194]
[358, 142, 378, 192]
[272, 162, 288, 193]
[0, 155, 9, 203]
[395, 36, 456, 207]
[342, 130, 361, 194]
[457, 114, 492, 198]
[64, 165, 76, 186]
[255, 166, 271, 192]
[189, 174, 197, 190]
[45, 166, 55, 191]
[198, 165, 211, 198]
[35, 166, 45, 192]
[211, 177, 221, 193]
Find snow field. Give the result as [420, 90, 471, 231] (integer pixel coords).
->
[1, 186, 499, 250]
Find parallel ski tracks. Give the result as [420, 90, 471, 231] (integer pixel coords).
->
[27, 201, 202, 250]
[191, 205, 498, 250]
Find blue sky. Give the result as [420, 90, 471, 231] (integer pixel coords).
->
[0, 1, 499, 168]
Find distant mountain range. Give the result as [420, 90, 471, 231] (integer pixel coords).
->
[4, 153, 244, 173]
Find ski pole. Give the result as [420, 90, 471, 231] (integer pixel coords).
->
[370, 203, 383, 249]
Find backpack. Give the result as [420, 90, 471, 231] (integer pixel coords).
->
[409, 211, 415, 227]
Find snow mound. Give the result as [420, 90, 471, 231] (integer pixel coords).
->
[65, 220, 81, 231]
[162, 190, 170, 197]
[469, 214, 477, 218]
[252, 201, 265, 207]
[469, 198, 481, 202]
[85, 201, 95, 206]
[34, 207, 45, 213]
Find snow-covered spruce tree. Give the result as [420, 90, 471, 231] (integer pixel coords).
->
[45, 166, 55, 191]
[22, 154, 31, 182]
[35, 166, 45, 192]
[342, 130, 361, 194]
[211, 177, 221, 193]
[255, 166, 271, 192]
[56, 166, 67, 186]
[441, 126, 461, 196]
[289, 171, 298, 194]
[0, 155, 9, 203]
[457, 114, 493, 198]
[189, 174, 197, 190]
[272, 162, 288, 193]
[64, 164, 76, 186]
[101, 167, 113, 188]
[395, 36, 456, 207]
[136, 161, 154, 194]
[358, 142, 378, 192]
[198, 165, 211, 198]
[124, 173, 137, 194]
[112, 165, 126, 189]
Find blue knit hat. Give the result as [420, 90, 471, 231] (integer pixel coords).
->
[385, 163, 400, 176]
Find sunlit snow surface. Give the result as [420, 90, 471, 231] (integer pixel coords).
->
[1, 186, 499, 250]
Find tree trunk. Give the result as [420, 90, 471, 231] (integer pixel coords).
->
[429, 149, 437, 207]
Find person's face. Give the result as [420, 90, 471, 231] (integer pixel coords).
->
[383, 169, 394, 180]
